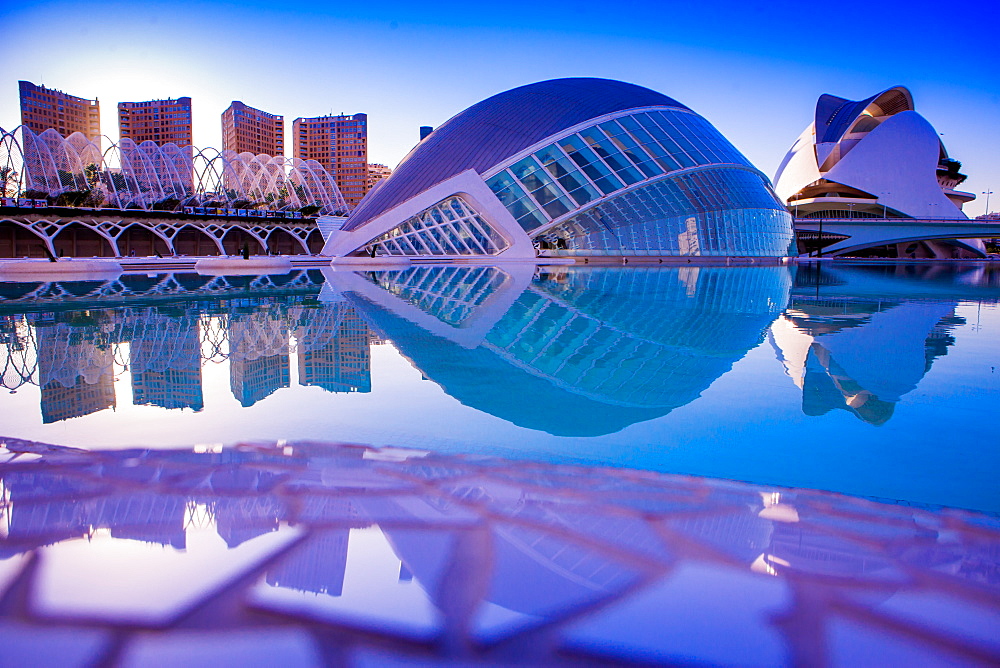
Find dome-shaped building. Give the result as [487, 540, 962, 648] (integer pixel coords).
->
[324, 78, 794, 259]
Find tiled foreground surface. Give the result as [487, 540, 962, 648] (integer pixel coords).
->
[1, 437, 998, 667]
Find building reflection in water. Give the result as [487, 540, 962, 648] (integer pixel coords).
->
[334, 264, 792, 436]
[770, 263, 976, 425]
[0, 271, 375, 422]
[35, 318, 117, 423]
[129, 310, 203, 411]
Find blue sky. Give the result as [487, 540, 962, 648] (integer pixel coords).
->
[3, 0, 998, 214]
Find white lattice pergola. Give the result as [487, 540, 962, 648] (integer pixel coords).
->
[0, 126, 348, 215]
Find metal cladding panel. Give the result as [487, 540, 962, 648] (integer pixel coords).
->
[815, 91, 881, 145]
[343, 78, 688, 231]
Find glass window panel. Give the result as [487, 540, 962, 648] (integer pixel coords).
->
[531, 183, 561, 206]
[534, 145, 568, 166]
[486, 171, 516, 192]
[597, 120, 630, 138]
[551, 168, 586, 194]
[636, 114, 695, 168]
[540, 196, 571, 219]
[617, 115, 646, 136]
[535, 146, 597, 201]
[587, 171, 624, 195]
[507, 155, 576, 217]
[505, 195, 540, 221]
[653, 113, 706, 164]
[492, 178, 530, 207]
[621, 123, 681, 172]
[578, 127, 643, 184]
[442, 225, 467, 254]
[516, 209, 546, 232]
[566, 183, 600, 206]
[510, 157, 543, 181]
[521, 172, 548, 192]
[407, 232, 430, 254]
[558, 136, 601, 167]
[460, 222, 488, 253]
[398, 235, 419, 254]
[558, 140, 623, 194]
[607, 130, 662, 179]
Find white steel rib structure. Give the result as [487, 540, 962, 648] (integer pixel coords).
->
[324, 78, 795, 260]
[0, 126, 348, 215]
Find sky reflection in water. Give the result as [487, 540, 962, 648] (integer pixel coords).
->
[1, 263, 998, 511]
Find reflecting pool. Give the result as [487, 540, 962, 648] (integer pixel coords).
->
[1, 262, 998, 512]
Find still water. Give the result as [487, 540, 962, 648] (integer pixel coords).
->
[2, 263, 998, 512]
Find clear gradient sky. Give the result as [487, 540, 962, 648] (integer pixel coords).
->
[2, 0, 998, 215]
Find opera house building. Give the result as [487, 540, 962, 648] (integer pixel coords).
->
[774, 85, 984, 257]
[324, 78, 795, 259]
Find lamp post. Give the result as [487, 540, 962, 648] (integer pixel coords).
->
[983, 190, 994, 216]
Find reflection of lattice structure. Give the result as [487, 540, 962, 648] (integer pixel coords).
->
[1, 272, 328, 400]
[295, 304, 371, 393]
[0, 315, 37, 392]
[480, 267, 788, 408]
[0, 270, 324, 310]
[91, 493, 188, 549]
[130, 312, 203, 411]
[367, 266, 508, 326]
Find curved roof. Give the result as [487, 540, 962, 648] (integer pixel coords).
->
[344, 78, 688, 231]
[814, 86, 913, 145]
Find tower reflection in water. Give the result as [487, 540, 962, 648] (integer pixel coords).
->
[335, 264, 792, 436]
[0, 271, 375, 422]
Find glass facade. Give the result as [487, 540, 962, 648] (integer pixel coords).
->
[363, 196, 509, 256]
[536, 169, 794, 256]
[484, 108, 792, 256]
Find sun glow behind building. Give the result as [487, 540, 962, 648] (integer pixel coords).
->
[1, 0, 996, 218]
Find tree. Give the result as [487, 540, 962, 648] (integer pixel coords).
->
[152, 197, 181, 211]
[0, 166, 19, 197]
[83, 163, 100, 189]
